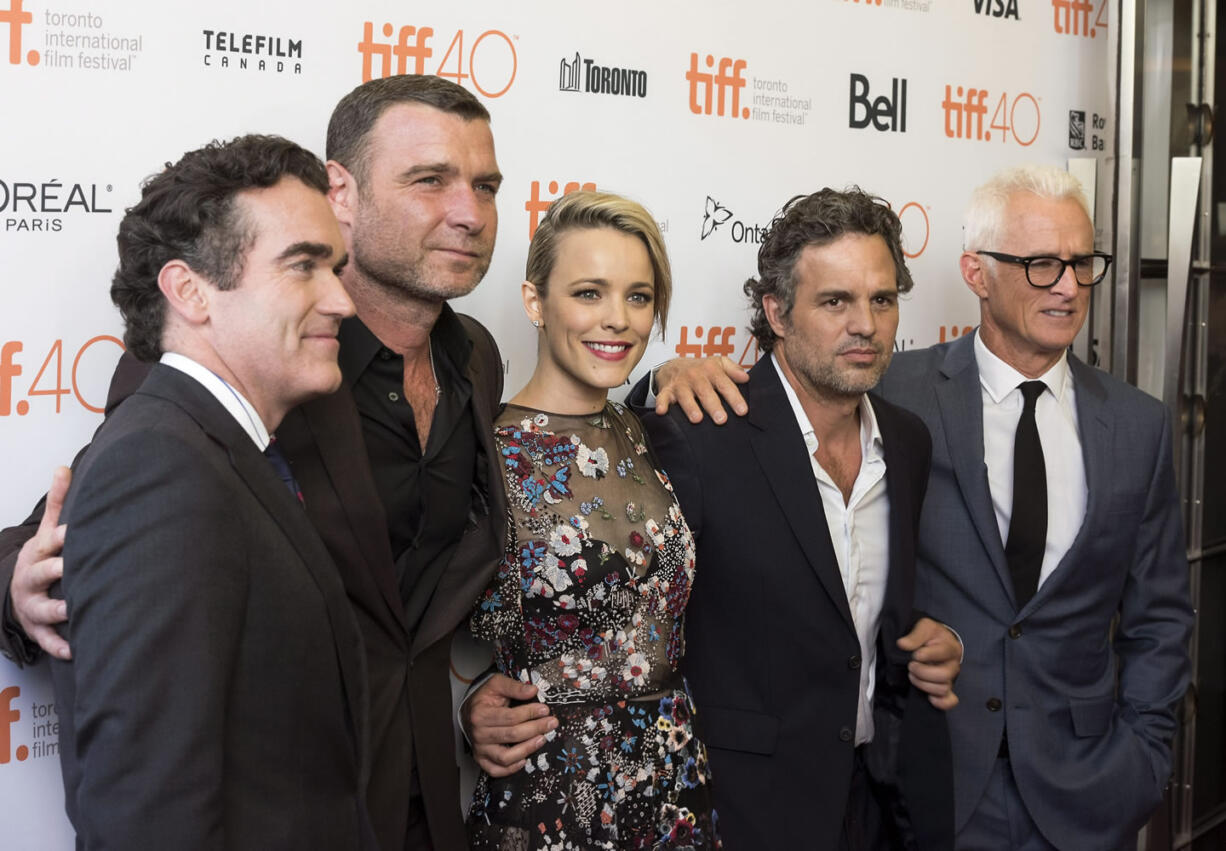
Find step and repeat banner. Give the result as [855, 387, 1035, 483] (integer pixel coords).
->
[1, 0, 1112, 844]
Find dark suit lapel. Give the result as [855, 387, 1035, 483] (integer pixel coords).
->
[139, 367, 368, 762]
[874, 396, 917, 658]
[286, 394, 406, 631]
[934, 336, 1015, 604]
[747, 360, 857, 634]
[1024, 353, 1112, 611]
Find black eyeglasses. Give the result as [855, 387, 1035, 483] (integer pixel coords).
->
[976, 251, 1113, 288]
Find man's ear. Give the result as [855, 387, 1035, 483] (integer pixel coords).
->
[762, 293, 789, 341]
[522, 280, 543, 328]
[326, 160, 357, 228]
[157, 260, 210, 325]
[961, 251, 990, 299]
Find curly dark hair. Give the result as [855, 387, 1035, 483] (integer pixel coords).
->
[326, 74, 490, 188]
[744, 188, 913, 353]
[110, 134, 329, 362]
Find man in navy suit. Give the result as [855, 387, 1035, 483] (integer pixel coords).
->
[654, 164, 1194, 850]
[876, 165, 1192, 850]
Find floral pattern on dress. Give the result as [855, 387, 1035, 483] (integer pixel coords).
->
[467, 403, 719, 850]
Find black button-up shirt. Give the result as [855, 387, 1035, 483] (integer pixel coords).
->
[339, 307, 477, 631]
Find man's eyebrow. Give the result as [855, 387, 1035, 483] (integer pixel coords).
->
[813, 288, 853, 300]
[276, 241, 335, 262]
[401, 162, 456, 179]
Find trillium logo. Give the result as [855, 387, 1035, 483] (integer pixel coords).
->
[701, 196, 732, 239]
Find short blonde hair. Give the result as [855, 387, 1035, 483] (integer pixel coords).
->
[525, 190, 672, 334]
[963, 164, 1091, 251]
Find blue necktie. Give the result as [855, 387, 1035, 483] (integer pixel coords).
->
[263, 438, 304, 506]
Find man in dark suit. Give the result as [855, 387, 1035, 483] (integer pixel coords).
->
[876, 165, 1192, 850]
[0, 75, 527, 851]
[50, 135, 371, 848]
[636, 190, 959, 849]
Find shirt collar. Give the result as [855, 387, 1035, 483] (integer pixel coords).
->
[338, 304, 474, 384]
[159, 352, 270, 450]
[973, 329, 1071, 405]
[770, 352, 883, 460]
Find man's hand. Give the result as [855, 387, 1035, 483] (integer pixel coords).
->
[654, 356, 749, 424]
[12, 466, 72, 660]
[897, 617, 960, 710]
[462, 673, 556, 777]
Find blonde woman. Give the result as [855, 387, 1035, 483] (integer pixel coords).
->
[466, 192, 719, 849]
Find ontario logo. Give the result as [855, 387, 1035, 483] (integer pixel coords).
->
[700, 197, 768, 244]
[558, 52, 646, 98]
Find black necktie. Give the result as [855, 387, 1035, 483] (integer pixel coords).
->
[263, 438, 304, 506]
[1005, 381, 1047, 607]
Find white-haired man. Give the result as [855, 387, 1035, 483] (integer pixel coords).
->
[879, 164, 1192, 850]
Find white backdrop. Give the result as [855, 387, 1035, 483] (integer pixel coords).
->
[0, 0, 1114, 844]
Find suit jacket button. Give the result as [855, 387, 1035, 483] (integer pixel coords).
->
[848, 655, 862, 670]
[839, 727, 853, 742]
[1008, 625, 1022, 639]
[986, 697, 1002, 712]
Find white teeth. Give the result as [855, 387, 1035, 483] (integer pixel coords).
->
[588, 343, 628, 353]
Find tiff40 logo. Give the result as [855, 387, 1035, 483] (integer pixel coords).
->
[942, 86, 1040, 145]
[1053, 0, 1106, 36]
[1, 336, 124, 417]
[357, 20, 517, 97]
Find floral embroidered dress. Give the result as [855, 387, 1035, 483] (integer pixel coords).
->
[466, 402, 719, 851]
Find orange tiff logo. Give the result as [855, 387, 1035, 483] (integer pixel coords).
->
[942, 86, 1040, 146]
[897, 201, 930, 259]
[1053, 0, 1107, 36]
[0, 0, 39, 65]
[939, 324, 975, 343]
[357, 21, 517, 98]
[0, 685, 23, 763]
[525, 180, 596, 240]
[675, 324, 760, 368]
[686, 53, 749, 119]
[0, 336, 125, 416]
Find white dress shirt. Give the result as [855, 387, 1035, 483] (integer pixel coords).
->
[774, 355, 889, 746]
[160, 352, 271, 451]
[975, 332, 1087, 589]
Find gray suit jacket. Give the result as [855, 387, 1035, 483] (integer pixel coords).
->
[52, 365, 372, 850]
[878, 333, 1192, 850]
